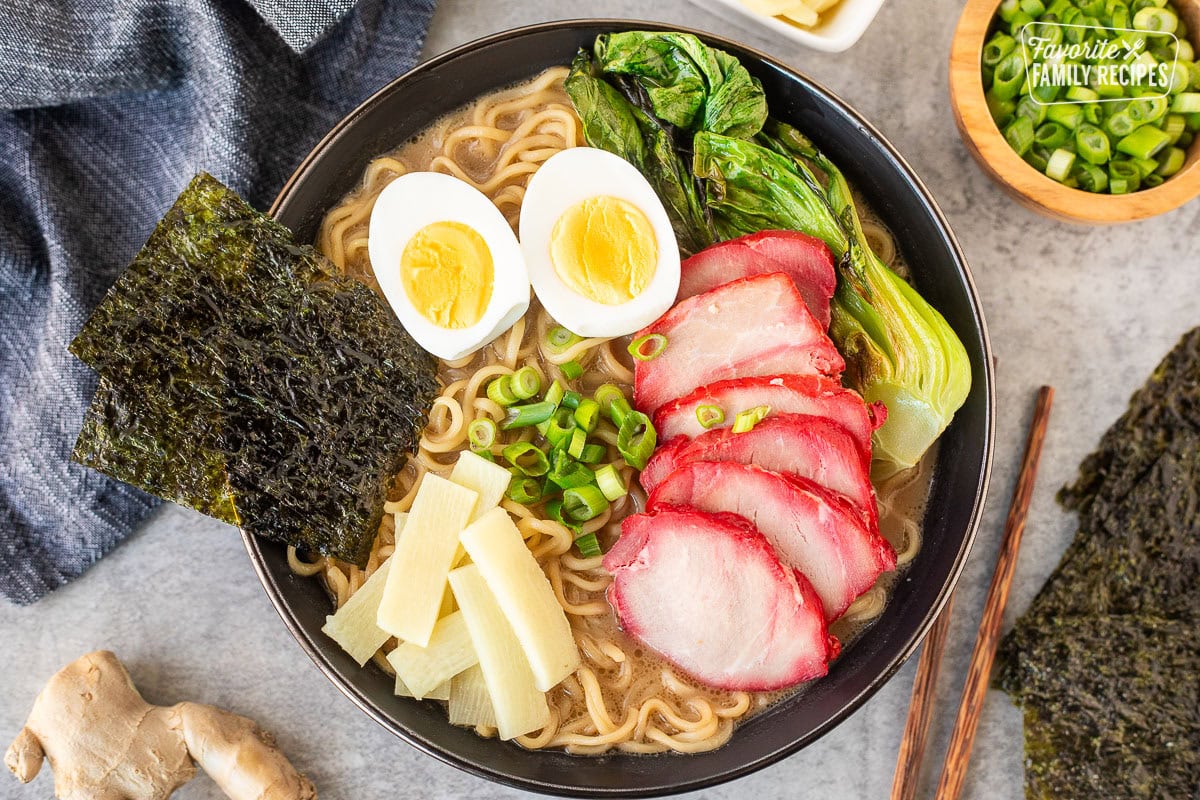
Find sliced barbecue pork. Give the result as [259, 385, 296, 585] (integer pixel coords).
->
[653, 374, 885, 446]
[677, 231, 837, 329]
[647, 462, 896, 621]
[632, 273, 844, 415]
[640, 414, 877, 527]
[604, 506, 837, 691]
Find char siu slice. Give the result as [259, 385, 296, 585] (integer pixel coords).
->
[640, 414, 877, 528]
[677, 231, 837, 329]
[653, 374, 884, 446]
[632, 273, 844, 415]
[647, 462, 896, 621]
[604, 506, 837, 691]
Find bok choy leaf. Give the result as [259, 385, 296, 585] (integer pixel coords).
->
[693, 126, 972, 475]
[592, 31, 768, 138]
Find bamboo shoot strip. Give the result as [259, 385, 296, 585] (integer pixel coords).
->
[377, 475, 479, 646]
[321, 557, 395, 666]
[448, 564, 550, 740]
[387, 611, 479, 699]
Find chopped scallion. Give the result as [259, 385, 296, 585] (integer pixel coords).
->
[509, 366, 541, 401]
[617, 411, 656, 470]
[573, 398, 601, 433]
[574, 532, 602, 558]
[561, 359, 584, 381]
[696, 404, 726, 429]
[501, 400, 556, 430]
[627, 333, 668, 361]
[467, 418, 498, 453]
[502, 442, 549, 476]
[546, 325, 581, 354]
[486, 375, 519, 406]
[563, 485, 609, 522]
[596, 464, 628, 501]
[731, 405, 771, 434]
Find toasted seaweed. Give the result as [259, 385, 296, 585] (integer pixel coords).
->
[999, 616, 1199, 800]
[997, 327, 1200, 798]
[71, 174, 438, 564]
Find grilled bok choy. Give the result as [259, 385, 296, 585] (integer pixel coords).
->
[693, 124, 971, 475]
[563, 31, 972, 474]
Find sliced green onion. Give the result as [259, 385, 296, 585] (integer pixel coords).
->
[509, 366, 541, 400]
[548, 449, 595, 489]
[1083, 103, 1103, 126]
[561, 360, 584, 381]
[1075, 124, 1112, 164]
[1020, 0, 1045, 15]
[696, 404, 726, 430]
[982, 33, 1017, 68]
[1155, 145, 1187, 176]
[1164, 113, 1188, 144]
[1171, 92, 1200, 114]
[628, 333, 668, 362]
[1144, 172, 1166, 187]
[1132, 6, 1177, 31]
[595, 384, 632, 428]
[1032, 82, 1061, 103]
[1045, 148, 1077, 182]
[544, 499, 576, 531]
[998, 0, 1021, 22]
[501, 400, 556, 430]
[1005, 116, 1036, 156]
[561, 390, 582, 410]
[574, 532, 602, 558]
[503, 442, 549, 476]
[595, 464, 628, 501]
[1117, 125, 1172, 159]
[573, 398, 601, 433]
[1128, 96, 1169, 124]
[563, 485, 609, 523]
[1016, 95, 1047, 127]
[1109, 160, 1142, 193]
[1072, 161, 1109, 192]
[617, 411, 656, 470]
[467, 418, 498, 453]
[1065, 86, 1100, 102]
[545, 407, 576, 447]
[1175, 38, 1195, 62]
[991, 52, 1027, 101]
[986, 90, 1017, 127]
[567, 427, 588, 460]
[1103, 110, 1139, 139]
[578, 443, 607, 464]
[487, 375, 519, 406]
[546, 325, 581, 354]
[543, 379, 565, 408]
[1035, 122, 1072, 150]
[1130, 156, 1160, 178]
[1025, 145, 1051, 172]
[731, 405, 771, 434]
[1046, 102, 1084, 130]
[1164, 61, 1191, 95]
[506, 475, 543, 505]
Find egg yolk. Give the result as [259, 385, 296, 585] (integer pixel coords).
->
[400, 221, 494, 329]
[549, 196, 657, 306]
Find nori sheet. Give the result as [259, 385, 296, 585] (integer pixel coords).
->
[998, 616, 1199, 800]
[996, 327, 1200, 799]
[70, 173, 438, 564]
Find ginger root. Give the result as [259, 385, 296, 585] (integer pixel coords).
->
[4, 651, 316, 800]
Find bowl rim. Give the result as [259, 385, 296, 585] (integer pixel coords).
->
[949, 0, 1200, 223]
[248, 18, 996, 796]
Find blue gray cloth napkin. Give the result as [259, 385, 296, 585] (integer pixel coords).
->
[0, 0, 438, 605]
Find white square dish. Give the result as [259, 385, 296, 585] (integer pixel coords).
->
[689, 0, 887, 52]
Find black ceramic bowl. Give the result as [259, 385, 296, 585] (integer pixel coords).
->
[244, 19, 995, 798]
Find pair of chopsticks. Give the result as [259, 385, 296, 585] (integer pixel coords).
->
[890, 386, 1054, 800]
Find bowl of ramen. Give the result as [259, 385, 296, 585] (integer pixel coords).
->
[243, 19, 995, 796]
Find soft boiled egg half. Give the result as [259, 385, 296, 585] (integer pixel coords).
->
[519, 148, 680, 338]
[368, 172, 529, 361]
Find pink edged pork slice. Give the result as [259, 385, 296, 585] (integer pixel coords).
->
[640, 414, 878, 528]
[678, 230, 837, 329]
[653, 374, 885, 446]
[632, 273, 844, 415]
[647, 462, 897, 621]
[603, 507, 837, 691]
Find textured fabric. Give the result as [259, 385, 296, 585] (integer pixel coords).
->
[0, 0, 437, 605]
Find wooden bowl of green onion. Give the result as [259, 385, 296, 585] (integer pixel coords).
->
[950, 0, 1200, 222]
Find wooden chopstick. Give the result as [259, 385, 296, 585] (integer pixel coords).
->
[889, 591, 957, 800]
[934, 385, 1055, 800]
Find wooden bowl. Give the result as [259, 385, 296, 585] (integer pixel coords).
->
[949, 0, 1200, 223]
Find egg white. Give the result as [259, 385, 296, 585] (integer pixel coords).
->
[368, 172, 529, 361]
[519, 148, 681, 338]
